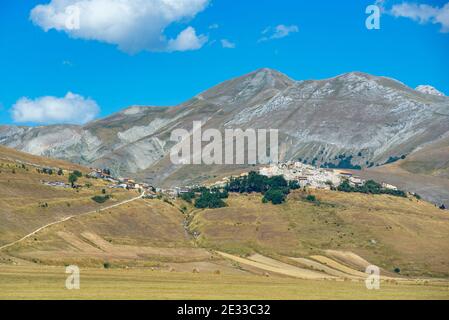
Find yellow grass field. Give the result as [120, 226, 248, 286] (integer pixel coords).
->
[0, 265, 448, 300]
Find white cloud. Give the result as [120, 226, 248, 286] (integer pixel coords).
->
[30, 0, 210, 53]
[221, 39, 236, 48]
[62, 60, 73, 66]
[167, 26, 208, 52]
[11, 92, 100, 125]
[391, 2, 449, 33]
[259, 24, 299, 42]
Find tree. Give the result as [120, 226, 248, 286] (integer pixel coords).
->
[267, 175, 288, 189]
[57, 169, 64, 176]
[263, 189, 286, 205]
[337, 180, 353, 192]
[68, 173, 78, 187]
[180, 192, 195, 203]
[288, 180, 301, 190]
[73, 170, 82, 178]
[194, 191, 227, 209]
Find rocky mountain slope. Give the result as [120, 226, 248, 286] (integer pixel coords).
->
[415, 85, 445, 97]
[1, 68, 448, 186]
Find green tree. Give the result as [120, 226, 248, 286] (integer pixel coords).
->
[73, 170, 82, 178]
[180, 192, 195, 203]
[263, 188, 286, 205]
[68, 173, 78, 187]
[288, 180, 301, 190]
[194, 191, 227, 209]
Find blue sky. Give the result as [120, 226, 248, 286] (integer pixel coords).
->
[0, 0, 448, 125]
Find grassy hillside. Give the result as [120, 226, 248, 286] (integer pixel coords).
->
[0, 146, 135, 247]
[4, 198, 216, 268]
[0, 145, 86, 171]
[353, 135, 449, 207]
[398, 135, 449, 178]
[5, 187, 449, 278]
[190, 190, 449, 278]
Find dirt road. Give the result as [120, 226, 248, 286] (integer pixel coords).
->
[0, 192, 145, 251]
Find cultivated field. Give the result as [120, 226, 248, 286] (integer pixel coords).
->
[192, 191, 449, 278]
[1, 265, 448, 300]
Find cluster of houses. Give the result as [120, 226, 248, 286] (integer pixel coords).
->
[258, 161, 399, 191]
[259, 162, 342, 189]
[41, 180, 71, 188]
[86, 168, 197, 199]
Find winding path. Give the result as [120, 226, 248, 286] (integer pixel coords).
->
[0, 191, 145, 251]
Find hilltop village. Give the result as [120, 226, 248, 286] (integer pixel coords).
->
[23, 149, 441, 209]
[62, 162, 401, 198]
[208, 162, 398, 192]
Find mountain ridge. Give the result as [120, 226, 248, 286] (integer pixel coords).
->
[1, 68, 448, 186]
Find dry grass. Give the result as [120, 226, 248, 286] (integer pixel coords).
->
[0, 147, 136, 247]
[4, 199, 211, 267]
[191, 190, 449, 278]
[0, 265, 448, 300]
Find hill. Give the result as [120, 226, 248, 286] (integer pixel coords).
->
[351, 133, 449, 207]
[1, 145, 449, 298]
[190, 190, 449, 278]
[3, 185, 449, 278]
[0, 146, 136, 249]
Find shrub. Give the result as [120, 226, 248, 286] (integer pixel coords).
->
[288, 180, 301, 190]
[103, 262, 111, 269]
[338, 179, 406, 198]
[195, 191, 227, 209]
[263, 188, 286, 205]
[73, 170, 83, 178]
[92, 195, 110, 204]
[306, 195, 317, 203]
[226, 171, 289, 195]
[180, 191, 195, 203]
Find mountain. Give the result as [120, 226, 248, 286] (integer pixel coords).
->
[1, 68, 449, 186]
[415, 85, 445, 97]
